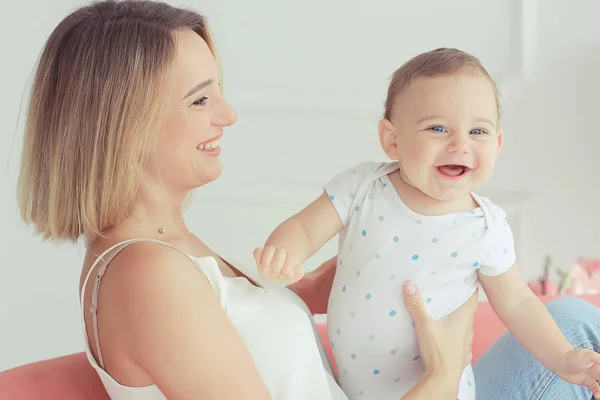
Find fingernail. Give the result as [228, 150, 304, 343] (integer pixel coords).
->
[405, 281, 416, 296]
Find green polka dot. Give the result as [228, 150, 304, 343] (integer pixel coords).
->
[355, 205, 360, 211]
[393, 236, 399, 243]
[365, 293, 372, 300]
[451, 252, 458, 258]
[351, 353, 356, 359]
[390, 274, 396, 280]
[369, 334, 375, 340]
[356, 271, 361, 277]
[374, 253, 381, 260]
[425, 298, 432, 304]
[390, 349, 398, 355]
[432, 237, 438, 243]
[378, 216, 384, 221]
[416, 220, 422, 225]
[413, 355, 420, 361]
[431, 271, 437, 275]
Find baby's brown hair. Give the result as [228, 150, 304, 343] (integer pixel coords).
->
[383, 48, 499, 120]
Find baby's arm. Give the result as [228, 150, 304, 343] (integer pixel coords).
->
[255, 191, 343, 282]
[478, 266, 573, 371]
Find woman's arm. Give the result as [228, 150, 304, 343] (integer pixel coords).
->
[101, 244, 273, 399]
[402, 371, 461, 399]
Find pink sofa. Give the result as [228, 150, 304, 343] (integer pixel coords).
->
[1, 294, 599, 399]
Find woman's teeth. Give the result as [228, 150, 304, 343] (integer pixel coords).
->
[197, 139, 220, 151]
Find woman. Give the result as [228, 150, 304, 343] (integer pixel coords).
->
[17, 1, 600, 399]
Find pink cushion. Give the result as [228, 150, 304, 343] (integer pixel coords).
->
[316, 294, 600, 375]
[0, 352, 109, 400]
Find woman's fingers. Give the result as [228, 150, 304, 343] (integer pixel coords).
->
[403, 281, 430, 330]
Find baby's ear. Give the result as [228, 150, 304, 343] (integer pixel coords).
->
[378, 118, 400, 160]
[496, 128, 504, 156]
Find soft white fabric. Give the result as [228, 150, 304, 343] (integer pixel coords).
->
[324, 161, 516, 400]
[80, 238, 347, 400]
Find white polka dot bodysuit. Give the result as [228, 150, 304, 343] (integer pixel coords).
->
[324, 161, 516, 400]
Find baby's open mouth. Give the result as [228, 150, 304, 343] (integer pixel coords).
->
[436, 164, 471, 178]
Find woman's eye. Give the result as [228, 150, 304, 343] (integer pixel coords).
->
[470, 128, 486, 135]
[430, 126, 447, 133]
[193, 96, 208, 107]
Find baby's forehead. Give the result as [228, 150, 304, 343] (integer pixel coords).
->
[393, 72, 499, 114]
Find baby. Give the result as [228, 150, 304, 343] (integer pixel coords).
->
[254, 48, 600, 399]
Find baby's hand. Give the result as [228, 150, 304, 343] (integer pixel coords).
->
[254, 246, 305, 284]
[556, 348, 600, 398]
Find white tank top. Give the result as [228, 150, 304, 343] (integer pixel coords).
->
[80, 238, 347, 399]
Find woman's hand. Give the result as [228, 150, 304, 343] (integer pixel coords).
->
[401, 281, 478, 399]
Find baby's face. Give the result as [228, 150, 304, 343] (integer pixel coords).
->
[384, 70, 502, 202]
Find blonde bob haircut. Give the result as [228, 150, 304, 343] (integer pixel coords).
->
[18, 0, 215, 242]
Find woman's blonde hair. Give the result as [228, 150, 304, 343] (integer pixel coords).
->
[18, 0, 215, 242]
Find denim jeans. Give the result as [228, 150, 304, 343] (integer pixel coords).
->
[474, 297, 600, 400]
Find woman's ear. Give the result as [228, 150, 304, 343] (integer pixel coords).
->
[378, 118, 400, 160]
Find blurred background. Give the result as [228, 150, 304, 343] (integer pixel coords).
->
[1, 0, 599, 371]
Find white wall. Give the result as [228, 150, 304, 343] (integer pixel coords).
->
[1, 0, 599, 371]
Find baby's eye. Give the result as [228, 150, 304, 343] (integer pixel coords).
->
[193, 96, 208, 107]
[430, 126, 447, 133]
[470, 128, 486, 135]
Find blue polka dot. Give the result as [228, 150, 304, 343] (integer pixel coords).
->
[351, 354, 356, 360]
[329, 194, 335, 200]
[342, 285, 347, 292]
[362, 230, 367, 236]
[389, 310, 396, 316]
[383, 183, 387, 188]
[413, 355, 420, 361]
[468, 381, 472, 387]
[331, 341, 334, 348]
[473, 262, 479, 267]
[365, 293, 372, 300]
[373, 369, 380, 375]
[412, 254, 419, 260]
